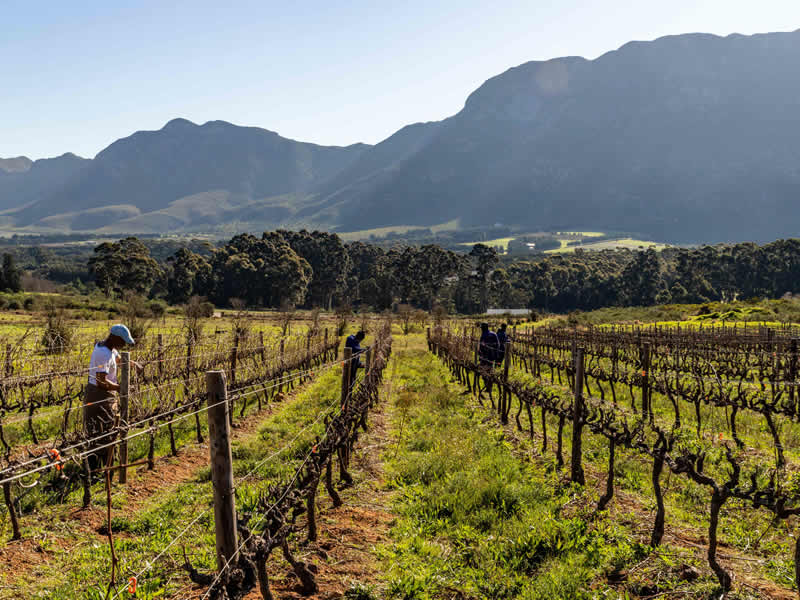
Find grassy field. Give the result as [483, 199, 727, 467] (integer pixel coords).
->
[370, 331, 798, 598]
[457, 236, 515, 251]
[337, 219, 460, 241]
[545, 237, 668, 253]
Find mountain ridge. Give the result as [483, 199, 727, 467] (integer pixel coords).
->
[4, 29, 800, 242]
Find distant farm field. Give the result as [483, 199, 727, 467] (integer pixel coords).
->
[546, 236, 667, 253]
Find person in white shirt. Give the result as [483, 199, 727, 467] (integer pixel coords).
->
[84, 324, 136, 473]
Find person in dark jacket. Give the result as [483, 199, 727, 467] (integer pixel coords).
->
[478, 322, 500, 367]
[345, 330, 366, 389]
[496, 323, 508, 364]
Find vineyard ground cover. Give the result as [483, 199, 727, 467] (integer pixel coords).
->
[428, 326, 800, 598]
[504, 364, 798, 597]
[438, 324, 797, 597]
[0, 350, 349, 599]
[0, 336, 337, 531]
[375, 334, 644, 599]
[539, 297, 800, 329]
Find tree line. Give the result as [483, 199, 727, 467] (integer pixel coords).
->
[0, 253, 22, 292]
[84, 232, 800, 313]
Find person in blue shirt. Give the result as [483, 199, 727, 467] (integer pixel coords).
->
[478, 322, 500, 367]
[496, 323, 509, 365]
[345, 330, 366, 389]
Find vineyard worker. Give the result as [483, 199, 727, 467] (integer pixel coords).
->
[345, 330, 366, 389]
[84, 324, 136, 474]
[496, 323, 509, 364]
[478, 322, 500, 368]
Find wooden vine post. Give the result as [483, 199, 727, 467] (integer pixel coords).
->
[341, 348, 353, 409]
[641, 343, 651, 421]
[501, 341, 511, 424]
[259, 330, 266, 364]
[4, 343, 12, 378]
[206, 370, 238, 572]
[157, 334, 164, 377]
[229, 334, 239, 426]
[571, 346, 585, 485]
[790, 338, 798, 411]
[118, 351, 131, 484]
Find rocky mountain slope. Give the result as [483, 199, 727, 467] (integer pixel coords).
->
[4, 29, 800, 242]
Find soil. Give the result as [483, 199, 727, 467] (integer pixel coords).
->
[180, 389, 396, 600]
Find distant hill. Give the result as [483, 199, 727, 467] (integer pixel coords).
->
[0, 153, 89, 214]
[10, 119, 368, 230]
[4, 29, 800, 242]
[0, 157, 33, 173]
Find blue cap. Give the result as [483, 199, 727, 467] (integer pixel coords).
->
[110, 324, 135, 345]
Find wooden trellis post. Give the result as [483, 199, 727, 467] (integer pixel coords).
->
[4, 344, 12, 378]
[641, 343, 651, 420]
[229, 335, 239, 426]
[790, 338, 798, 410]
[157, 334, 164, 377]
[501, 341, 511, 424]
[206, 370, 238, 572]
[118, 352, 131, 484]
[571, 346, 585, 485]
[341, 348, 353, 409]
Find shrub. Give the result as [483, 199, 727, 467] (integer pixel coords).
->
[119, 294, 154, 342]
[41, 306, 73, 354]
[397, 303, 414, 334]
[184, 296, 211, 343]
[7, 300, 20, 310]
[229, 298, 250, 343]
[200, 301, 215, 318]
[147, 300, 167, 319]
[23, 297, 36, 311]
[335, 302, 352, 336]
[310, 307, 322, 337]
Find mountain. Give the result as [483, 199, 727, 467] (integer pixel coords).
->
[0, 153, 89, 213]
[0, 157, 33, 173]
[5, 29, 800, 242]
[11, 119, 368, 230]
[323, 30, 800, 243]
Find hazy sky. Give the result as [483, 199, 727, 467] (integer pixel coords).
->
[2, 0, 799, 159]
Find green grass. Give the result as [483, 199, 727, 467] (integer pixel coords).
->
[0, 360, 345, 599]
[378, 336, 644, 599]
[556, 231, 606, 238]
[337, 220, 460, 241]
[457, 236, 515, 251]
[549, 297, 800, 327]
[545, 237, 667, 254]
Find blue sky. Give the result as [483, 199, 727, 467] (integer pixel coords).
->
[2, 0, 799, 159]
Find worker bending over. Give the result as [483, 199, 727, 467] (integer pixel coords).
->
[84, 324, 138, 474]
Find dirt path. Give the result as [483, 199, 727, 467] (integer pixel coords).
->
[261, 401, 394, 600]
[175, 377, 396, 600]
